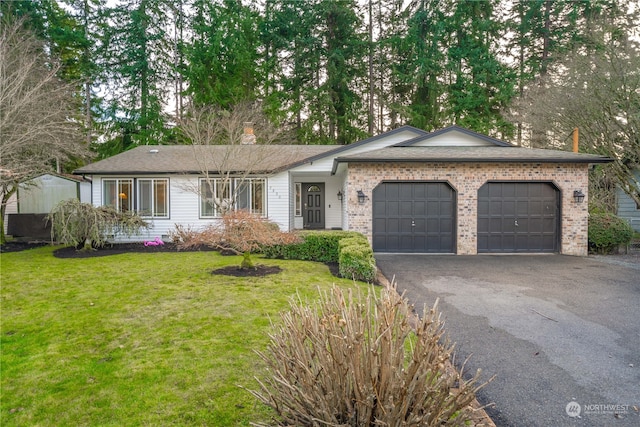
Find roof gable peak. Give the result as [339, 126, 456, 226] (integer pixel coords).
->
[395, 125, 513, 147]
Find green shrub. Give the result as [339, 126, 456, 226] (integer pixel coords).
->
[264, 231, 377, 282]
[263, 231, 361, 262]
[338, 241, 376, 282]
[588, 210, 634, 254]
[248, 286, 486, 426]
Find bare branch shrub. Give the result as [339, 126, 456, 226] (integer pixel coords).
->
[169, 224, 220, 250]
[247, 285, 488, 426]
[169, 211, 299, 264]
[215, 210, 299, 255]
[48, 199, 149, 250]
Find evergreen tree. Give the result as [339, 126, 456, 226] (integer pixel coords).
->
[400, 0, 447, 131]
[322, 0, 367, 144]
[261, 0, 366, 144]
[184, 0, 260, 109]
[445, 0, 514, 137]
[100, 0, 172, 146]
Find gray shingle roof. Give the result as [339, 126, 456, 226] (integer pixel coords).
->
[75, 144, 340, 175]
[334, 146, 612, 165]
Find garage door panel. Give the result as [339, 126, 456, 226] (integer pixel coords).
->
[478, 200, 489, 215]
[490, 202, 503, 215]
[400, 202, 412, 216]
[426, 183, 442, 200]
[373, 201, 386, 217]
[502, 201, 516, 216]
[426, 218, 440, 230]
[385, 183, 399, 199]
[400, 185, 413, 199]
[517, 201, 531, 215]
[413, 218, 426, 232]
[437, 201, 452, 215]
[373, 217, 386, 231]
[400, 218, 413, 233]
[414, 184, 426, 198]
[414, 201, 427, 216]
[488, 185, 503, 197]
[373, 182, 456, 253]
[478, 182, 559, 253]
[387, 202, 399, 216]
[426, 202, 440, 216]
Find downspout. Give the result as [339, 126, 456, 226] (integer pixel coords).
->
[572, 128, 579, 153]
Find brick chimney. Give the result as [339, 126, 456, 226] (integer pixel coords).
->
[241, 122, 256, 145]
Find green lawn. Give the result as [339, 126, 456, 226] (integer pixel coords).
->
[1, 246, 365, 426]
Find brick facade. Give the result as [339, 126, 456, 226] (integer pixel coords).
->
[346, 162, 589, 256]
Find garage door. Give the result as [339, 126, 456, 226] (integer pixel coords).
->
[477, 182, 559, 253]
[373, 182, 455, 253]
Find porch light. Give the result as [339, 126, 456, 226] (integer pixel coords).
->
[573, 190, 585, 203]
[357, 190, 368, 204]
[337, 191, 343, 201]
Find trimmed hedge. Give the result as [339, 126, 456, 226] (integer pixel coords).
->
[588, 210, 634, 254]
[264, 231, 377, 282]
[338, 236, 376, 282]
[263, 231, 362, 263]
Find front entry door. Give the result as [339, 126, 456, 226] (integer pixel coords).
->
[303, 183, 325, 229]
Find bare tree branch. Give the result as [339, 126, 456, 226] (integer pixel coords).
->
[0, 19, 89, 243]
[512, 22, 640, 209]
[177, 102, 295, 215]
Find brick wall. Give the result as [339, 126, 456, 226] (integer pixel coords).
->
[346, 162, 589, 256]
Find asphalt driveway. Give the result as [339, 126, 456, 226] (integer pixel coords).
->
[375, 254, 640, 427]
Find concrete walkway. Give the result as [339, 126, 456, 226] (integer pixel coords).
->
[376, 254, 640, 427]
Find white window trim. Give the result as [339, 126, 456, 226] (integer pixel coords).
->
[137, 178, 170, 219]
[295, 182, 302, 217]
[103, 178, 133, 212]
[199, 177, 266, 218]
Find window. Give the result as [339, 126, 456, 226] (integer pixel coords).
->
[138, 179, 169, 218]
[200, 178, 265, 217]
[103, 179, 133, 212]
[103, 178, 168, 218]
[295, 183, 302, 216]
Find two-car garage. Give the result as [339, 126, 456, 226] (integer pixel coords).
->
[372, 181, 560, 254]
[337, 125, 611, 256]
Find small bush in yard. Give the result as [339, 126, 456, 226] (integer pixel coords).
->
[263, 230, 361, 262]
[338, 236, 376, 282]
[588, 210, 634, 254]
[248, 285, 486, 427]
[169, 211, 299, 267]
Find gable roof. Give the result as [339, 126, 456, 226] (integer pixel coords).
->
[75, 144, 340, 175]
[332, 146, 612, 173]
[75, 125, 612, 177]
[393, 125, 513, 147]
[74, 126, 428, 176]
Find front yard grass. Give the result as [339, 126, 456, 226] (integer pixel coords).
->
[0, 246, 366, 426]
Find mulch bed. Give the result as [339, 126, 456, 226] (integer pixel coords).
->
[0, 241, 51, 253]
[51, 242, 216, 258]
[1, 241, 341, 279]
[211, 265, 282, 277]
